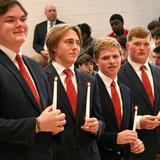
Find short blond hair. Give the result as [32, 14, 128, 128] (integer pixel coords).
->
[127, 26, 151, 42]
[93, 37, 122, 60]
[46, 23, 82, 61]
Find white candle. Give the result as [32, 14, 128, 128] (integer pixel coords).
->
[86, 82, 91, 118]
[133, 106, 138, 131]
[53, 76, 58, 109]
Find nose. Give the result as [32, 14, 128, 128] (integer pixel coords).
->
[109, 57, 114, 63]
[15, 19, 23, 27]
[139, 44, 145, 50]
[88, 64, 93, 69]
[156, 38, 160, 45]
[72, 41, 80, 49]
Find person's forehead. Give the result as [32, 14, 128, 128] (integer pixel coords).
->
[1, 5, 26, 17]
[130, 36, 150, 42]
[46, 5, 56, 11]
[110, 19, 122, 24]
[153, 52, 160, 56]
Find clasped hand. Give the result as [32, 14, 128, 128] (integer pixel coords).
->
[81, 117, 99, 134]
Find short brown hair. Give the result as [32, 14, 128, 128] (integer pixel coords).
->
[93, 37, 122, 60]
[77, 54, 93, 65]
[46, 23, 82, 61]
[127, 26, 151, 42]
[0, 0, 27, 16]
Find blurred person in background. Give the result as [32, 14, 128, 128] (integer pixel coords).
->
[108, 14, 129, 42]
[33, 3, 64, 59]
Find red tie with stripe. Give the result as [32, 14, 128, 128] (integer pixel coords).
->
[111, 81, 121, 129]
[16, 54, 42, 108]
[63, 69, 77, 118]
[140, 65, 154, 107]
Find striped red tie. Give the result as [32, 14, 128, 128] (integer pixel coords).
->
[111, 81, 121, 129]
[16, 54, 42, 108]
[63, 69, 77, 118]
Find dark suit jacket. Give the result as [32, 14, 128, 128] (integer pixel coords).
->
[0, 50, 53, 160]
[33, 19, 64, 53]
[118, 61, 160, 160]
[44, 63, 104, 160]
[96, 74, 133, 160]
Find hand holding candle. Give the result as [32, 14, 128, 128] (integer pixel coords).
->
[53, 76, 58, 109]
[85, 82, 91, 118]
[133, 106, 138, 131]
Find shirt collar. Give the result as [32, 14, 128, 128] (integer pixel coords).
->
[128, 57, 150, 71]
[52, 61, 75, 76]
[0, 44, 22, 62]
[98, 70, 118, 88]
[47, 20, 56, 26]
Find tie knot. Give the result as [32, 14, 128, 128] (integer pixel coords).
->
[140, 65, 147, 71]
[15, 54, 23, 64]
[111, 81, 116, 88]
[49, 21, 53, 28]
[63, 69, 73, 77]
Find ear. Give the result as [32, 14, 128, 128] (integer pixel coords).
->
[126, 42, 129, 50]
[52, 47, 56, 52]
[94, 59, 99, 67]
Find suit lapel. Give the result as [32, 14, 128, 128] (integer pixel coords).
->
[75, 70, 88, 125]
[150, 64, 160, 114]
[0, 51, 41, 113]
[96, 74, 118, 129]
[123, 62, 152, 110]
[42, 21, 47, 40]
[23, 56, 44, 111]
[119, 82, 129, 129]
[46, 64, 75, 119]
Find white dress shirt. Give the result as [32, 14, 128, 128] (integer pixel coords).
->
[98, 70, 123, 115]
[52, 61, 77, 92]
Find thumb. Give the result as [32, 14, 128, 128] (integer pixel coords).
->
[44, 106, 53, 112]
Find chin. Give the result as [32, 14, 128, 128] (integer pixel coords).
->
[15, 37, 26, 43]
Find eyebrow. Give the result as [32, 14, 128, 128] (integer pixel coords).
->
[4, 14, 27, 19]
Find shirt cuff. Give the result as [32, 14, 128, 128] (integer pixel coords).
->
[136, 115, 142, 129]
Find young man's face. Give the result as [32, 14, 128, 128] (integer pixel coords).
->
[96, 47, 121, 80]
[0, 5, 28, 52]
[153, 35, 160, 46]
[78, 62, 94, 74]
[152, 52, 160, 66]
[127, 36, 151, 65]
[54, 29, 80, 68]
[110, 19, 124, 34]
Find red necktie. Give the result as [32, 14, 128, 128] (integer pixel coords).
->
[140, 65, 154, 106]
[16, 54, 42, 108]
[111, 81, 121, 129]
[63, 69, 77, 117]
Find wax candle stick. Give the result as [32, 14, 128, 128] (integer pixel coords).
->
[53, 76, 58, 109]
[86, 82, 91, 118]
[133, 106, 138, 131]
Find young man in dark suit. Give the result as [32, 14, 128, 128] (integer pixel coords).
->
[93, 37, 144, 160]
[118, 26, 160, 160]
[44, 24, 105, 160]
[0, 1, 66, 159]
[33, 3, 64, 59]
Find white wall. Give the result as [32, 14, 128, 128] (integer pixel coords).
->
[19, 0, 160, 55]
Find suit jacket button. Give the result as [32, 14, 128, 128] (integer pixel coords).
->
[117, 151, 121, 155]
